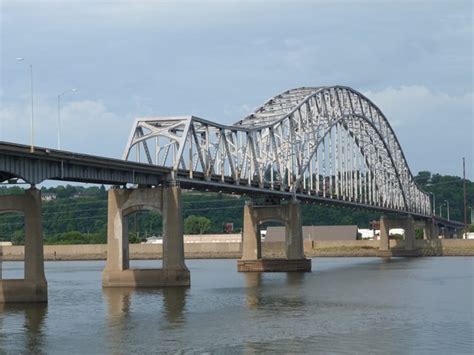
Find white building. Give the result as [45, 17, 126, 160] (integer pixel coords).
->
[41, 192, 57, 201]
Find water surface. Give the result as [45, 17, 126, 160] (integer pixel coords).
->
[1, 257, 473, 354]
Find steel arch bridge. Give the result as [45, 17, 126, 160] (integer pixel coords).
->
[124, 86, 431, 216]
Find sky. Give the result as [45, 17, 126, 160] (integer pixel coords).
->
[1, 0, 473, 179]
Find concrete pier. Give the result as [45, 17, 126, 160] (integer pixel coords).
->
[378, 215, 421, 257]
[102, 184, 190, 287]
[421, 219, 438, 240]
[237, 200, 311, 272]
[0, 188, 47, 303]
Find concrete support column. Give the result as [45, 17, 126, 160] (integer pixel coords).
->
[378, 215, 419, 257]
[422, 224, 429, 240]
[433, 224, 439, 239]
[238, 200, 311, 272]
[422, 219, 438, 240]
[23, 189, 47, 285]
[102, 185, 189, 287]
[104, 188, 130, 273]
[403, 216, 416, 251]
[241, 203, 261, 260]
[286, 201, 304, 260]
[0, 187, 47, 303]
[379, 216, 390, 252]
[162, 184, 187, 271]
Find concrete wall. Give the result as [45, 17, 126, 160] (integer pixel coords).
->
[266, 225, 358, 242]
[1, 239, 473, 261]
[0, 242, 242, 261]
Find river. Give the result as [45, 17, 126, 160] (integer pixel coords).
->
[0, 257, 473, 354]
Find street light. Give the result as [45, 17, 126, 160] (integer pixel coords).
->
[444, 200, 450, 221]
[57, 88, 77, 150]
[16, 57, 34, 153]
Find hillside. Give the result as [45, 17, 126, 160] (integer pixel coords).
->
[0, 171, 472, 244]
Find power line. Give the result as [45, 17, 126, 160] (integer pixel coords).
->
[0, 203, 246, 227]
[0, 197, 245, 219]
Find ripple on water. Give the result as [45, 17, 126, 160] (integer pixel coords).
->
[0, 257, 472, 354]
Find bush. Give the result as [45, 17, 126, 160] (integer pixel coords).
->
[184, 215, 211, 234]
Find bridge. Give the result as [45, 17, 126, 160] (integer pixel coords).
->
[0, 86, 464, 303]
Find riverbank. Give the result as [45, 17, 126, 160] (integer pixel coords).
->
[1, 239, 473, 261]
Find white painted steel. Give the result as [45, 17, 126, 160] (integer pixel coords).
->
[124, 86, 431, 215]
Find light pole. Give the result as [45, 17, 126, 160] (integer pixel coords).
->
[469, 206, 473, 225]
[439, 204, 443, 218]
[444, 200, 450, 221]
[57, 88, 77, 150]
[16, 57, 34, 153]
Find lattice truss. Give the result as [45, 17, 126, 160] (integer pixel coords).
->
[124, 86, 431, 215]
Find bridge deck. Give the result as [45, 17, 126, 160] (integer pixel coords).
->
[0, 141, 463, 228]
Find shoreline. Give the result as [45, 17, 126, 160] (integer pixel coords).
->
[1, 239, 473, 261]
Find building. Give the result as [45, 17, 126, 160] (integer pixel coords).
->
[41, 192, 57, 201]
[265, 225, 358, 242]
[358, 228, 376, 240]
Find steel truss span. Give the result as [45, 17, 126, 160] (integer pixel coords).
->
[124, 86, 430, 215]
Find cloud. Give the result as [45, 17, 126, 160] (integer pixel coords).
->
[1, 0, 472, 179]
[363, 86, 473, 177]
[0, 99, 133, 158]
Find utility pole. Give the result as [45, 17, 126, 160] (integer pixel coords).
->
[463, 157, 467, 238]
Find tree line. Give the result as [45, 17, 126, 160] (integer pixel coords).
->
[0, 171, 472, 245]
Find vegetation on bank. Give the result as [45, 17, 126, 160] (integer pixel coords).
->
[0, 171, 472, 245]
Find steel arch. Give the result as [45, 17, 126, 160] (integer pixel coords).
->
[123, 86, 431, 215]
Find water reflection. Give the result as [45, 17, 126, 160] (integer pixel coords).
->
[244, 273, 263, 309]
[285, 272, 306, 286]
[244, 272, 306, 310]
[0, 303, 47, 354]
[102, 287, 134, 321]
[282, 272, 306, 310]
[161, 287, 187, 325]
[103, 287, 189, 322]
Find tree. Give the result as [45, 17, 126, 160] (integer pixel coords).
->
[416, 171, 431, 185]
[184, 215, 211, 234]
[12, 230, 24, 245]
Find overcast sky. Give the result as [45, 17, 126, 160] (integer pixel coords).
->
[1, 0, 473, 178]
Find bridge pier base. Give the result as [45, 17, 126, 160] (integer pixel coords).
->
[237, 200, 311, 272]
[0, 188, 47, 303]
[102, 184, 190, 287]
[378, 215, 421, 257]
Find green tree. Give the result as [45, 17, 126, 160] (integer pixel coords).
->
[184, 215, 212, 234]
[12, 230, 24, 245]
